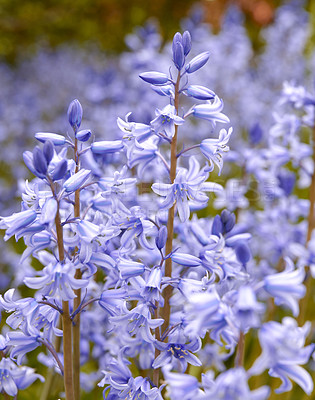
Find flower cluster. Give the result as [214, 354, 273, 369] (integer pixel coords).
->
[0, 11, 315, 400]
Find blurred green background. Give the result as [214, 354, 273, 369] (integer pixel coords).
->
[0, 0, 304, 62]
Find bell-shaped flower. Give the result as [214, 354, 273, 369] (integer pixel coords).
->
[249, 317, 314, 395]
[6, 332, 40, 365]
[114, 206, 156, 250]
[192, 96, 230, 128]
[200, 127, 232, 174]
[186, 85, 215, 100]
[163, 367, 200, 400]
[117, 112, 152, 143]
[151, 104, 184, 139]
[0, 358, 44, 397]
[204, 367, 270, 400]
[0, 209, 37, 241]
[117, 257, 145, 280]
[24, 262, 89, 301]
[39, 198, 57, 225]
[263, 257, 305, 316]
[153, 337, 202, 372]
[152, 157, 222, 222]
[109, 304, 163, 343]
[232, 286, 264, 332]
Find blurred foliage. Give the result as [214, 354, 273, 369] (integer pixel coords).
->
[0, 0, 305, 63]
[0, 0, 197, 62]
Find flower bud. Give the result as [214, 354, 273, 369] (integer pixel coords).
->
[35, 132, 66, 146]
[155, 225, 167, 250]
[211, 215, 223, 236]
[67, 99, 83, 131]
[173, 41, 185, 71]
[91, 140, 123, 154]
[52, 159, 68, 181]
[185, 51, 210, 74]
[172, 32, 182, 53]
[76, 129, 92, 142]
[182, 31, 192, 56]
[235, 241, 251, 266]
[63, 169, 91, 192]
[33, 146, 48, 176]
[139, 71, 169, 85]
[43, 140, 54, 164]
[171, 253, 201, 267]
[186, 85, 215, 100]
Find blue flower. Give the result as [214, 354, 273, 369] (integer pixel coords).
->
[203, 367, 270, 400]
[263, 257, 305, 317]
[67, 99, 83, 131]
[200, 127, 232, 174]
[249, 317, 314, 395]
[0, 209, 37, 241]
[152, 157, 222, 222]
[24, 262, 89, 301]
[151, 104, 184, 139]
[191, 96, 230, 128]
[153, 338, 202, 372]
[0, 358, 44, 396]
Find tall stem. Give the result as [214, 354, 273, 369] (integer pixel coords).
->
[55, 203, 75, 400]
[235, 331, 245, 368]
[160, 70, 181, 335]
[73, 138, 81, 400]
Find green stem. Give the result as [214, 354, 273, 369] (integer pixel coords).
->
[73, 138, 81, 400]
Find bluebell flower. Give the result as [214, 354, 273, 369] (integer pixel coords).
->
[185, 85, 215, 101]
[0, 209, 37, 241]
[263, 257, 305, 316]
[203, 367, 270, 400]
[232, 286, 264, 332]
[152, 157, 222, 222]
[153, 338, 201, 372]
[113, 206, 156, 250]
[117, 112, 152, 142]
[0, 358, 44, 396]
[200, 127, 232, 174]
[6, 332, 40, 365]
[249, 317, 314, 395]
[163, 367, 201, 400]
[151, 104, 185, 139]
[117, 258, 145, 280]
[24, 262, 89, 301]
[99, 351, 163, 399]
[191, 96, 230, 128]
[109, 304, 163, 343]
